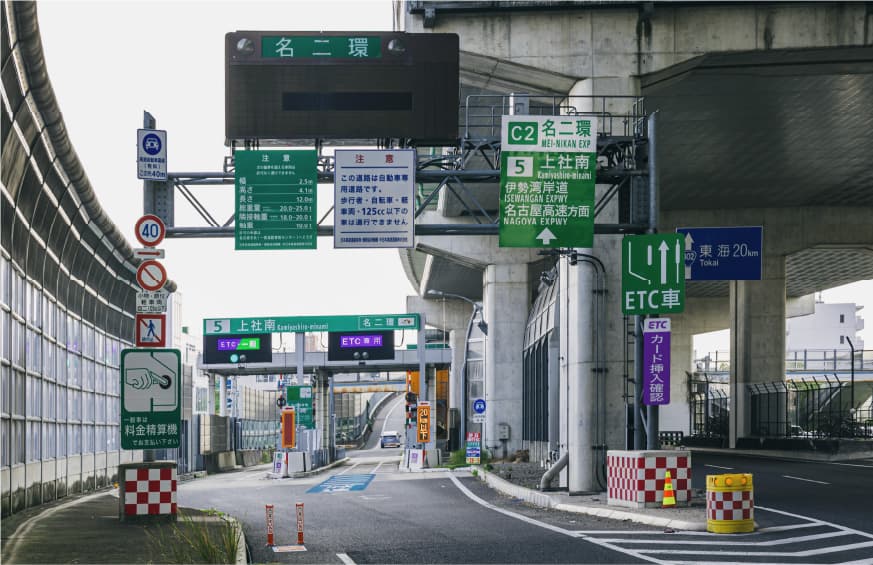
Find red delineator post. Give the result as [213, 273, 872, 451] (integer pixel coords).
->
[266, 504, 274, 546]
[296, 502, 304, 545]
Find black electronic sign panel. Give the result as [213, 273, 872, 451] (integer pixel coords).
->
[327, 330, 395, 362]
[225, 31, 459, 143]
[203, 333, 272, 364]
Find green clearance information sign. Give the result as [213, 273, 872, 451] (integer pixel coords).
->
[499, 115, 598, 248]
[621, 234, 685, 315]
[235, 150, 317, 250]
[285, 385, 315, 429]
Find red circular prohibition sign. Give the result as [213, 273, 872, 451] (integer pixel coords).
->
[134, 214, 166, 247]
[136, 260, 167, 291]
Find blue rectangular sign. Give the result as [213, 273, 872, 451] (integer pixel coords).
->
[677, 226, 762, 281]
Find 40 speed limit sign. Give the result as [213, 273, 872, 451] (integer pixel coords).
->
[135, 214, 166, 247]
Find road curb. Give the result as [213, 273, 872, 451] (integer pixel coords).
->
[476, 467, 707, 532]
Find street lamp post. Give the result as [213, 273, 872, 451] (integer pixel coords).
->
[426, 290, 486, 452]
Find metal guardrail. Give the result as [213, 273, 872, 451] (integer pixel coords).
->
[695, 349, 873, 374]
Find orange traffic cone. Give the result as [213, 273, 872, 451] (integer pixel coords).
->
[662, 470, 676, 508]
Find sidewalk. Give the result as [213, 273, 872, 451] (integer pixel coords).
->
[467, 446, 873, 532]
[1, 488, 247, 565]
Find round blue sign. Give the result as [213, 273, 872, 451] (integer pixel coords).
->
[142, 133, 162, 155]
[473, 398, 486, 414]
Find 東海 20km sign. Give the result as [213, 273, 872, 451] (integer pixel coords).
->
[499, 115, 598, 248]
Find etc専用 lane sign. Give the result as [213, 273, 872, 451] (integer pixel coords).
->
[621, 234, 685, 315]
[135, 214, 166, 247]
[136, 260, 167, 291]
[676, 226, 762, 281]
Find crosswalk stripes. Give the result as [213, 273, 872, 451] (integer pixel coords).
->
[572, 508, 873, 564]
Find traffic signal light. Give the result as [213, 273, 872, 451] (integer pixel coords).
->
[281, 409, 296, 448]
[405, 392, 417, 403]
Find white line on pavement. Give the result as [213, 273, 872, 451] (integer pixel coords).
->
[381, 396, 404, 436]
[703, 464, 734, 470]
[782, 475, 830, 485]
[757, 505, 873, 540]
[598, 529, 853, 546]
[337, 552, 356, 564]
[642, 540, 873, 557]
[448, 475, 668, 564]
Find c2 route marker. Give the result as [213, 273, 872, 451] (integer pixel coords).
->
[134, 214, 166, 247]
[136, 260, 167, 291]
[621, 233, 685, 315]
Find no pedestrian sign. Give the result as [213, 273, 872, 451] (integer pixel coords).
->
[499, 115, 597, 248]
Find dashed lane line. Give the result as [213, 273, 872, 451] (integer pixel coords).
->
[782, 475, 830, 485]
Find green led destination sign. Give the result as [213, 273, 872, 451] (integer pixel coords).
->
[204, 314, 420, 335]
[262, 36, 381, 59]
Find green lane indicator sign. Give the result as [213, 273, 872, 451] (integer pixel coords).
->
[499, 115, 597, 248]
[262, 36, 381, 59]
[235, 150, 317, 250]
[203, 313, 420, 335]
[285, 385, 315, 429]
[621, 234, 685, 315]
[120, 348, 182, 450]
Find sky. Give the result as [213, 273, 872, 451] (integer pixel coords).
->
[36, 1, 871, 351]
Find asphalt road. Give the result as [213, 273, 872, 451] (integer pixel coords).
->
[691, 452, 873, 533]
[175, 397, 873, 564]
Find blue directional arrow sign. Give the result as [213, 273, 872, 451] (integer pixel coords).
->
[676, 226, 762, 281]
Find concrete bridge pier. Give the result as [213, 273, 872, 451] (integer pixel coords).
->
[730, 255, 788, 446]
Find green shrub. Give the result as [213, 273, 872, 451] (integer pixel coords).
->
[147, 509, 241, 564]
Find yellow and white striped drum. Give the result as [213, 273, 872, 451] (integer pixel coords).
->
[706, 473, 755, 533]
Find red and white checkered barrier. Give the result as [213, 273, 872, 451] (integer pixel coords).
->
[607, 450, 691, 508]
[707, 489, 753, 521]
[124, 466, 177, 516]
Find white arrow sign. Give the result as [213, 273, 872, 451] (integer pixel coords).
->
[536, 228, 557, 245]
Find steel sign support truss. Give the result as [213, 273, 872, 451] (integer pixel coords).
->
[157, 135, 651, 239]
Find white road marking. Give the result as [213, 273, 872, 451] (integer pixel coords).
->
[381, 396, 404, 435]
[756, 522, 824, 533]
[826, 461, 873, 469]
[642, 540, 873, 557]
[337, 552, 356, 564]
[756, 505, 873, 540]
[782, 475, 830, 485]
[703, 464, 734, 470]
[448, 475, 667, 564]
[598, 529, 853, 546]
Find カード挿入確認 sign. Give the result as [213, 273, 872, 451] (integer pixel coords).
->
[499, 115, 598, 248]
